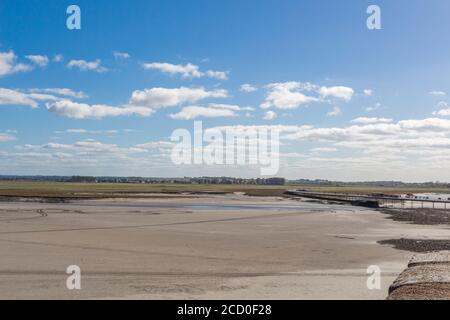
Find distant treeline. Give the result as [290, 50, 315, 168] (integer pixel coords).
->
[1, 175, 450, 188]
[0, 175, 286, 186]
[288, 179, 450, 188]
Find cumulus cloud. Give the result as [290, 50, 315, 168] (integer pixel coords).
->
[319, 86, 354, 101]
[26, 55, 49, 67]
[29, 88, 87, 99]
[366, 102, 382, 112]
[281, 118, 450, 151]
[170, 105, 236, 120]
[143, 62, 228, 80]
[326, 106, 342, 117]
[8, 117, 450, 179]
[135, 141, 174, 150]
[433, 109, 450, 117]
[5, 138, 176, 176]
[351, 117, 393, 124]
[17, 139, 126, 155]
[0, 133, 15, 142]
[260, 82, 319, 109]
[3, 85, 228, 119]
[215, 118, 450, 159]
[260, 82, 354, 110]
[311, 147, 337, 153]
[143, 62, 202, 77]
[129, 87, 228, 109]
[66, 129, 89, 133]
[429, 91, 447, 97]
[58, 128, 126, 135]
[263, 110, 277, 120]
[431, 101, 450, 117]
[67, 59, 107, 72]
[113, 51, 131, 59]
[0, 87, 89, 110]
[169, 103, 251, 120]
[53, 54, 64, 62]
[240, 84, 257, 93]
[397, 118, 450, 131]
[46, 100, 153, 119]
[0, 88, 39, 108]
[363, 89, 373, 96]
[204, 70, 228, 80]
[0, 51, 32, 77]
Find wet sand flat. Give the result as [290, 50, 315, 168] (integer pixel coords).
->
[0, 195, 449, 299]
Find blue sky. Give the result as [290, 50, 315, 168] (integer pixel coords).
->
[1, 0, 450, 181]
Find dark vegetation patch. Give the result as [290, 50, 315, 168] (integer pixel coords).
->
[380, 208, 450, 225]
[378, 238, 450, 253]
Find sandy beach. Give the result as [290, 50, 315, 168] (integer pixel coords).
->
[0, 194, 449, 300]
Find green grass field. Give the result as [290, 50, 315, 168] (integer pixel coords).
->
[1, 181, 450, 199]
[0, 181, 289, 198]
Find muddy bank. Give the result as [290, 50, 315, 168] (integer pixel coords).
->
[0, 196, 411, 299]
[379, 238, 450, 253]
[388, 251, 450, 300]
[380, 208, 450, 225]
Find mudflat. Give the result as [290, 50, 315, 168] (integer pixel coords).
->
[0, 194, 448, 299]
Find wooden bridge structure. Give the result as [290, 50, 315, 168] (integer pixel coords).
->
[286, 190, 450, 210]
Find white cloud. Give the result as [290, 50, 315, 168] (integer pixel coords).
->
[0, 51, 32, 77]
[261, 82, 319, 109]
[205, 70, 228, 80]
[129, 87, 228, 109]
[260, 82, 353, 110]
[326, 106, 342, 117]
[429, 91, 447, 97]
[135, 141, 174, 150]
[363, 89, 373, 96]
[9, 117, 450, 180]
[62, 129, 125, 135]
[128, 147, 148, 153]
[113, 51, 131, 59]
[5, 137, 183, 176]
[240, 84, 257, 93]
[26, 55, 49, 67]
[311, 147, 337, 153]
[279, 118, 450, 149]
[0, 87, 89, 110]
[0, 88, 39, 108]
[0, 133, 15, 142]
[209, 103, 249, 111]
[46, 100, 153, 119]
[214, 118, 450, 158]
[29, 88, 87, 99]
[170, 103, 254, 120]
[67, 59, 107, 72]
[53, 54, 64, 62]
[351, 117, 393, 124]
[366, 102, 382, 112]
[143, 62, 202, 77]
[398, 118, 450, 132]
[319, 86, 354, 101]
[432, 101, 450, 117]
[169, 103, 252, 120]
[27, 93, 61, 101]
[143, 62, 228, 80]
[66, 129, 89, 133]
[263, 110, 277, 120]
[433, 109, 450, 117]
[2, 86, 227, 118]
[170, 105, 236, 120]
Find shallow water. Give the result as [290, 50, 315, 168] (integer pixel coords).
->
[0, 198, 362, 212]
